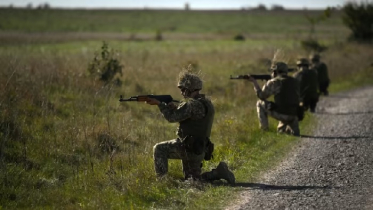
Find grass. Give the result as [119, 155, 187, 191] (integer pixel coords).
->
[1, 8, 373, 210]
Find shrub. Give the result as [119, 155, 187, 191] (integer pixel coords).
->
[88, 42, 123, 84]
[233, 34, 245, 41]
[155, 30, 163, 41]
[342, 2, 373, 42]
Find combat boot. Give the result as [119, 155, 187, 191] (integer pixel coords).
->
[215, 162, 235, 185]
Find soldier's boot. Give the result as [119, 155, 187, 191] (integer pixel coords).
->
[214, 162, 235, 185]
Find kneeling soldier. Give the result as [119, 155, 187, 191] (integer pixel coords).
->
[246, 62, 301, 136]
[146, 70, 235, 184]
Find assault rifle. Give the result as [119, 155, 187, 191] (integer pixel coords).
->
[230, 68, 296, 81]
[230, 74, 272, 81]
[119, 95, 179, 104]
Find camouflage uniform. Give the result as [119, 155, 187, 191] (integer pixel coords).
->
[310, 54, 330, 96]
[154, 95, 212, 179]
[293, 58, 319, 112]
[254, 62, 300, 136]
[153, 72, 235, 184]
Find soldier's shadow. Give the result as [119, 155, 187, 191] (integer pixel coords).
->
[213, 182, 332, 191]
[315, 111, 373, 115]
[300, 134, 371, 140]
[324, 95, 368, 99]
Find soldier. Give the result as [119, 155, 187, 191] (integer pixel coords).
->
[293, 58, 319, 113]
[310, 54, 330, 96]
[145, 70, 235, 185]
[246, 62, 300, 136]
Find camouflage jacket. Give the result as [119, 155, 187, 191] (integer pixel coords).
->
[254, 77, 281, 100]
[157, 94, 207, 123]
[158, 94, 214, 138]
[255, 75, 300, 115]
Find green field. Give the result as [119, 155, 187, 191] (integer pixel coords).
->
[0, 8, 345, 33]
[1, 8, 349, 44]
[0, 8, 372, 209]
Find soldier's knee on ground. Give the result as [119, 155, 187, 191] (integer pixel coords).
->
[183, 163, 202, 180]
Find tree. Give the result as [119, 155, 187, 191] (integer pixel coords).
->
[342, 2, 373, 42]
[185, 2, 190, 10]
[300, 8, 332, 53]
[257, 4, 267, 11]
[271, 4, 284, 11]
[305, 7, 332, 40]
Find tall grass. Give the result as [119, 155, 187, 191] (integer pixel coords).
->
[0, 38, 372, 209]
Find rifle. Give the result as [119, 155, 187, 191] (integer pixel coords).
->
[119, 95, 179, 104]
[230, 68, 296, 81]
[230, 74, 272, 81]
[268, 68, 296, 72]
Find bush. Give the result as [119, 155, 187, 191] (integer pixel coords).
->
[155, 30, 163, 41]
[342, 2, 373, 42]
[87, 42, 123, 84]
[234, 34, 245, 41]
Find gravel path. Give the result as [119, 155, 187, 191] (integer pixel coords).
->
[227, 86, 373, 210]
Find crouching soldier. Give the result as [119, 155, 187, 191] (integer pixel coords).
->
[310, 54, 330, 96]
[246, 62, 301, 136]
[293, 58, 319, 113]
[145, 70, 235, 185]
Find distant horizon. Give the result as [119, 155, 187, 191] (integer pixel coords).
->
[0, 0, 348, 10]
[0, 6, 339, 11]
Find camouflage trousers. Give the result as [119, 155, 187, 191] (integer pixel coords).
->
[256, 100, 300, 136]
[153, 138, 219, 180]
[153, 138, 204, 179]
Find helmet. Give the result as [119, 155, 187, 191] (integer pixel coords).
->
[270, 62, 288, 73]
[177, 72, 203, 91]
[310, 54, 320, 62]
[296, 58, 309, 66]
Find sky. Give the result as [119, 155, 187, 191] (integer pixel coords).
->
[0, 0, 358, 10]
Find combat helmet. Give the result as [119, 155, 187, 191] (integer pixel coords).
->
[177, 71, 203, 91]
[310, 54, 320, 62]
[296, 58, 309, 66]
[270, 62, 288, 74]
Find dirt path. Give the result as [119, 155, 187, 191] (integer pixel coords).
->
[227, 86, 373, 210]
